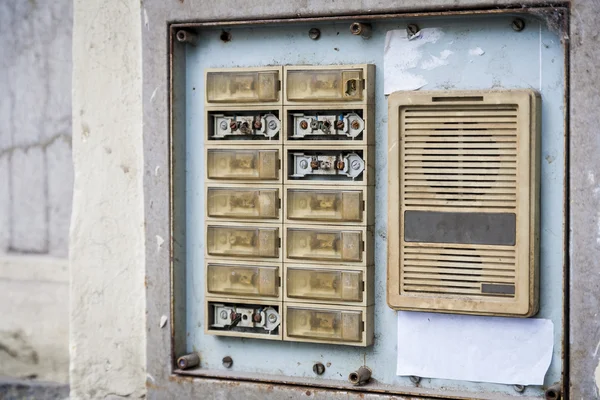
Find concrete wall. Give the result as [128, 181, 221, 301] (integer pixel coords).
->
[70, 0, 146, 398]
[0, 0, 72, 384]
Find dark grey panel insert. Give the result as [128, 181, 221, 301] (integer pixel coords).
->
[404, 211, 516, 246]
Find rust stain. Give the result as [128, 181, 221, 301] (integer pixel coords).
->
[305, 390, 311, 396]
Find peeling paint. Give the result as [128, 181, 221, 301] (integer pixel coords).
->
[156, 235, 164, 251]
[421, 49, 453, 70]
[469, 47, 485, 56]
[159, 315, 168, 328]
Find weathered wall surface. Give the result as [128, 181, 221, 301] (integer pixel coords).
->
[0, 0, 72, 384]
[70, 0, 146, 398]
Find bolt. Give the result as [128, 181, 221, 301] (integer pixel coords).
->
[299, 160, 308, 169]
[176, 30, 198, 46]
[512, 18, 525, 32]
[219, 310, 228, 319]
[409, 375, 421, 384]
[299, 120, 309, 130]
[253, 117, 262, 130]
[335, 120, 345, 130]
[351, 160, 361, 170]
[407, 24, 420, 36]
[350, 120, 361, 130]
[336, 161, 345, 170]
[177, 353, 200, 370]
[268, 313, 278, 323]
[313, 362, 325, 375]
[219, 121, 228, 131]
[222, 356, 233, 369]
[350, 22, 372, 39]
[253, 313, 262, 323]
[310, 160, 319, 169]
[308, 28, 321, 40]
[268, 120, 278, 130]
[229, 121, 237, 130]
[514, 384, 525, 393]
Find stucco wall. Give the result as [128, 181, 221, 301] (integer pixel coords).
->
[0, 0, 72, 384]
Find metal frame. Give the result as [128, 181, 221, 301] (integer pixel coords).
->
[141, 2, 583, 398]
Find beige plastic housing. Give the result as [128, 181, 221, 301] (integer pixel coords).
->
[205, 297, 283, 340]
[205, 185, 281, 222]
[205, 145, 281, 183]
[205, 67, 282, 106]
[283, 65, 375, 105]
[283, 145, 374, 186]
[284, 264, 374, 307]
[387, 90, 541, 317]
[283, 224, 372, 267]
[282, 105, 374, 146]
[205, 106, 283, 145]
[206, 222, 281, 261]
[283, 303, 373, 346]
[206, 261, 282, 299]
[284, 186, 372, 225]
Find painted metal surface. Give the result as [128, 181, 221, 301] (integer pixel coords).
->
[182, 15, 565, 398]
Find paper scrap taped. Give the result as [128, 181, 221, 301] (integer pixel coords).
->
[397, 311, 553, 385]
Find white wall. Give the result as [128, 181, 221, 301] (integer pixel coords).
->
[0, 0, 72, 384]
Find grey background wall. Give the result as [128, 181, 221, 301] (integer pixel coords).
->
[0, 0, 72, 384]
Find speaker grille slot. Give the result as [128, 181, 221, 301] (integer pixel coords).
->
[401, 243, 516, 298]
[402, 106, 518, 211]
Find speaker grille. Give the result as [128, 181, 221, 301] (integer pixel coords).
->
[402, 105, 518, 211]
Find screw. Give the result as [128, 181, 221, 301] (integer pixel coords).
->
[336, 161, 345, 170]
[407, 24, 420, 36]
[335, 120, 344, 130]
[512, 18, 525, 32]
[253, 313, 262, 323]
[313, 362, 325, 375]
[310, 160, 319, 169]
[268, 120, 278, 130]
[253, 117, 262, 130]
[299, 160, 308, 169]
[514, 384, 525, 393]
[299, 120, 308, 130]
[219, 310, 228, 319]
[409, 375, 421, 384]
[308, 28, 321, 40]
[268, 313, 278, 323]
[229, 121, 237, 130]
[350, 120, 361, 130]
[351, 160, 361, 170]
[219, 121, 228, 131]
[222, 356, 233, 368]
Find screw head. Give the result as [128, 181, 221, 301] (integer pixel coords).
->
[222, 356, 233, 368]
[512, 18, 525, 32]
[409, 375, 421, 384]
[513, 384, 525, 393]
[268, 120, 278, 130]
[229, 121, 237, 130]
[299, 120, 308, 130]
[351, 160, 361, 170]
[335, 120, 345, 129]
[299, 159, 308, 169]
[350, 120, 361, 130]
[308, 28, 321, 40]
[253, 313, 262, 323]
[268, 313, 278, 323]
[219, 310, 228, 319]
[407, 24, 420, 36]
[253, 119, 262, 130]
[313, 362, 325, 375]
[219, 121, 228, 130]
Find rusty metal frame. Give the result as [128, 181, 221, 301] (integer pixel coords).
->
[161, 6, 570, 400]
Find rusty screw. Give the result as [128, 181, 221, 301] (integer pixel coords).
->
[335, 120, 344, 130]
[545, 384, 561, 400]
[313, 362, 325, 375]
[310, 160, 319, 169]
[299, 120, 309, 130]
[253, 313, 262, 323]
[350, 120, 361, 130]
[222, 356, 233, 368]
[407, 24, 420, 36]
[336, 160, 345, 170]
[229, 121, 237, 130]
[308, 28, 321, 40]
[253, 117, 262, 130]
[512, 18, 525, 32]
